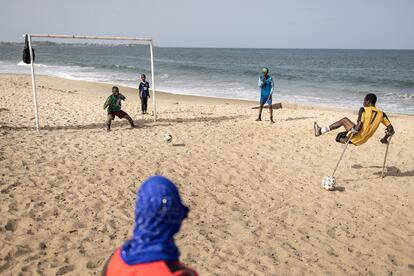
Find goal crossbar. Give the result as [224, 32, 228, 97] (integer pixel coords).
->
[24, 33, 157, 131]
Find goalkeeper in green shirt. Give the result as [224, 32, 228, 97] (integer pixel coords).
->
[104, 86, 135, 131]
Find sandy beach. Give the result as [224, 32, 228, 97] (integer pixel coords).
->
[0, 74, 413, 275]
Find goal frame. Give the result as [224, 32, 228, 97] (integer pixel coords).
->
[24, 33, 157, 131]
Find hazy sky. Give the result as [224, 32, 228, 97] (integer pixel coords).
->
[1, 0, 413, 49]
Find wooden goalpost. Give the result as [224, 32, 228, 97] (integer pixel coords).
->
[24, 33, 157, 131]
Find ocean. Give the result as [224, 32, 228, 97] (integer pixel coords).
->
[0, 43, 413, 114]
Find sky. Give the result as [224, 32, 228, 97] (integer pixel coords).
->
[1, 0, 413, 49]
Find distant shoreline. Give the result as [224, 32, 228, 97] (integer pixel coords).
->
[1, 41, 414, 51]
[2, 73, 412, 117]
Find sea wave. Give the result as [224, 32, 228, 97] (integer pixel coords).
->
[383, 92, 414, 100]
[110, 64, 148, 72]
[17, 61, 51, 68]
[341, 75, 414, 89]
[174, 63, 228, 74]
[17, 61, 96, 71]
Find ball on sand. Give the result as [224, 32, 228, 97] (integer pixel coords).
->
[163, 133, 173, 143]
[321, 176, 336, 191]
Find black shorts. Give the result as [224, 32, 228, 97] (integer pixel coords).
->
[336, 131, 353, 144]
[108, 110, 128, 120]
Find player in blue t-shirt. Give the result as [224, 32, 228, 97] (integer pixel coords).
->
[256, 67, 275, 123]
[138, 74, 150, 114]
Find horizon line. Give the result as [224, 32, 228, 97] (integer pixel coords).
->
[0, 40, 413, 51]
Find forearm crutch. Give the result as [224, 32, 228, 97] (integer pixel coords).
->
[332, 132, 355, 177]
[381, 135, 393, 178]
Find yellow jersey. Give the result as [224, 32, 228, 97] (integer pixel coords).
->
[351, 106, 391, 146]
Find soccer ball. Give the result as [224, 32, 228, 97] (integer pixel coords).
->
[321, 176, 336, 191]
[162, 133, 173, 143]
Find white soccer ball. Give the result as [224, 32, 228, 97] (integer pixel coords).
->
[162, 133, 173, 143]
[321, 176, 336, 191]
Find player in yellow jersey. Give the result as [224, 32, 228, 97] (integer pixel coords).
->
[314, 93, 395, 145]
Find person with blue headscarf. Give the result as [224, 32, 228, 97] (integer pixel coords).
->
[103, 175, 198, 276]
[256, 67, 275, 123]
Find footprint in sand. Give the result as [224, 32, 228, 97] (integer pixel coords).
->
[8, 202, 18, 212]
[56, 265, 74, 276]
[327, 226, 337, 238]
[86, 258, 104, 269]
[4, 219, 18, 232]
[0, 252, 12, 273]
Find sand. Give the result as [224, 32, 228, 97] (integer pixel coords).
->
[0, 74, 413, 275]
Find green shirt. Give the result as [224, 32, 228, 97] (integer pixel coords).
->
[105, 94, 125, 113]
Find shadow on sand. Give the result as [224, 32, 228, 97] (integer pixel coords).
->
[351, 164, 414, 178]
[0, 122, 109, 132]
[284, 116, 316, 122]
[373, 166, 414, 177]
[156, 114, 248, 124]
[172, 143, 186, 147]
[0, 114, 248, 132]
[334, 186, 346, 192]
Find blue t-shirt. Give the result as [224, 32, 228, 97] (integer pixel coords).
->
[258, 75, 274, 96]
[139, 81, 150, 97]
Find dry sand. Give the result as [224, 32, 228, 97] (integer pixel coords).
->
[0, 75, 413, 275]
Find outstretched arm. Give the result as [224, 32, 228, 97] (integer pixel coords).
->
[103, 98, 109, 110]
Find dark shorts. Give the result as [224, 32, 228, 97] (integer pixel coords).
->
[336, 131, 353, 144]
[108, 110, 128, 119]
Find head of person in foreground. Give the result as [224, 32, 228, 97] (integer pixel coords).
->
[104, 175, 198, 276]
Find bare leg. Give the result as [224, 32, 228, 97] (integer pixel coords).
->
[330, 117, 356, 144]
[143, 97, 148, 113]
[256, 104, 264, 121]
[123, 114, 135, 128]
[106, 114, 114, 131]
[329, 117, 355, 131]
[140, 97, 144, 114]
[269, 106, 274, 123]
[314, 117, 355, 137]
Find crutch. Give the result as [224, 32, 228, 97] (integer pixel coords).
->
[332, 132, 355, 177]
[381, 135, 393, 178]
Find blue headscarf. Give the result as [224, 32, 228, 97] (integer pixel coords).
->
[121, 175, 189, 265]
